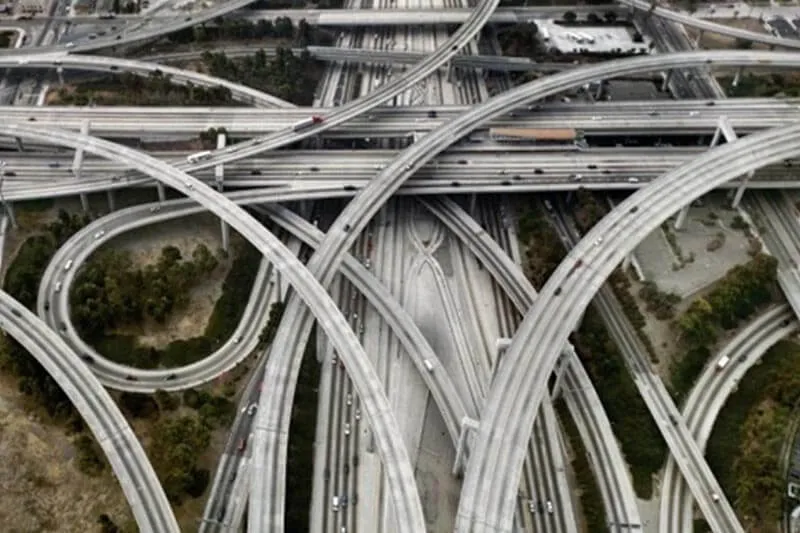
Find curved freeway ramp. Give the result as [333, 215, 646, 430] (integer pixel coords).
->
[422, 197, 641, 530]
[0, 122, 426, 533]
[456, 124, 800, 533]
[0, 54, 294, 108]
[0, 292, 178, 533]
[660, 306, 797, 533]
[620, 0, 800, 50]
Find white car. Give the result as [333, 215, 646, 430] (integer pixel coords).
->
[344, 423, 351, 436]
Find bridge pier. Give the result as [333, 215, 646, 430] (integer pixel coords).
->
[593, 82, 604, 101]
[660, 70, 673, 92]
[731, 67, 743, 89]
[714, 118, 754, 208]
[14, 137, 23, 152]
[215, 132, 230, 253]
[72, 120, 91, 213]
[468, 193, 477, 217]
[56, 66, 64, 86]
[692, 30, 704, 48]
[549, 351, 571, 400]
[453, 417, 480, 477]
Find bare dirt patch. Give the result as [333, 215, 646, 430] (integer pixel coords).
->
[687, 18, 772, 49]
[107, 214, 232, 349]
[0, 372, 132, 532]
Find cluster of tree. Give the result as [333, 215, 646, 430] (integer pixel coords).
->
[118, 387, 231, 503]
[572, 188, 607, 234]
[286, 331, 321, 531]
[572, 309, 667, 496]
[54, 72, 235, 106]
[111, 0, 138, 14]
[554, 401, 608, 531]
[202, 48, 320, 106]
[499, 23, 542, 57]
[170, 17, 332, 47]
[259, 301, 286, 347]
[74, 433, 106, 476]
[517, 204, 567, 289]
[727, 73, 800, 98]
[707, 341, 800, 531]
[676, 254, 778, 346]
[1, 210, 89, 419]
[97, 514, 122, 533]
[71, 244, 218, 339]
[517, 201, 665, 496]
[150, 415, 212, 504]
[670, 254, 778, 402]
[87, 241, 260, 369]
[561, 10, 621, 24]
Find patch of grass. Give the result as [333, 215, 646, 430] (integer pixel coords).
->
[707, 340, 800, 530]
[555, 400, 608, 530]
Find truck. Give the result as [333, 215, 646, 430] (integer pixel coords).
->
[424, 359, 435, 372]
[292, 115, 324, 132]
[716, 355, 730, 370]
[186, 150, 212, 164]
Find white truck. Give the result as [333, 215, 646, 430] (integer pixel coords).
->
[716, 355, 730, 370]
[424, 359, 434, 372]
[186, 150, 212, 164]
[292, 115, 324, 132]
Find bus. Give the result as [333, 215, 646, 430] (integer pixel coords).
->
[488, 127, 586, 149]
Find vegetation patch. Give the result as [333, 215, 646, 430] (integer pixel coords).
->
[285, 329, 321, 531]
[707, 340, 800, 531]
[73, 241, 261, 369]
[669, 254, 778, 403]
[202, 48, 322, 106]
[517, 198, 666, 497]
[555, 400, 608, 530]
[2, 210, 90, 418]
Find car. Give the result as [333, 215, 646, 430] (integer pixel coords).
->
[65, 42, 75, 48]
[44, 301, 50, 311]
[427, 110, 437, 118]
[93, 230, 105, 239]
[149, 205, 161, 213]
[247, 403, 257, 416]
[346, 394, 353, 405]
[3, 171, 15, 177]
[457, 160, 468, 165]
[355, 409, 361, 421]
[125, 375, 137, 381]
[165, 374, 176, 381]
[711, 493, 720, 502]
[546, 501, 553, 514]
[344, 423, 351, 436]
[81, 354, 94, 363]
[55, 282, 62, 293]
[534, 168, 543, 175]
[237, 438, 246, 452]
[554, 287, 562, 296]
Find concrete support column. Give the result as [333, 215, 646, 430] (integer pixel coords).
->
[693, 30, 704, 48]
[594, 82, 603, 101]
[550, 352, 570, 400]
[72, 120, 91, 213]
[468, 193, 477, 217]
[674, 204, 690, 230]
[453, 417, 480, 476]
[4, 203, 15, 228]
[622, 254, 632, 271]
[660, 70, 673, 92]
[14, 137, 23, 152]
[446, 61, 455, 84]
[56, 66, 64, 86]
[215, 132, 230, 252]
[106, 189, 116, 212]
[732, 67, 743, 88]
[731, 170, 754, 208]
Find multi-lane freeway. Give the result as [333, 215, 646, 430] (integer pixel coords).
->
[3, 0, 800, 531]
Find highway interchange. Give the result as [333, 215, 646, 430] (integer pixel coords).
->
[2, 0, 800, 532]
